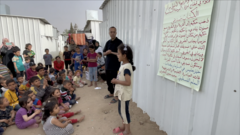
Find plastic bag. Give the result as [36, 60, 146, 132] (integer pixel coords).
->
[85, 71, 89, 80]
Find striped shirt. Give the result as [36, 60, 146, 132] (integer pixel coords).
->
[0, 64, 10, 79]
[60, 87, 71, 101]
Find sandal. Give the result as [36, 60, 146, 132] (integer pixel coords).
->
[113, 127, 124, 134]
[110, 98, 118, 103]
[104, 95, 113, 99]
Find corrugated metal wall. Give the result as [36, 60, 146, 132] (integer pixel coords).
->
[0, 15, 42, 62]
[99, 1, 239, 135]
[90, 21, 101, 43]
[0, 15, 59, 64]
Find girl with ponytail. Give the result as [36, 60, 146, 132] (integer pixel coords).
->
[111, 43, 135, 135]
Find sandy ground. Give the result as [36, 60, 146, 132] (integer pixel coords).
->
[3, 79, 167, 135]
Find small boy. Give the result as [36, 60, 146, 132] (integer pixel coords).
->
[59, 71, 69, 81]
[49, 68, 56, 84]
[36, 66, 45, 84]
[0, 79, 8, 96]
[17, 75, 29, 95]
[29, 76, 48, 101]
[43, 48, 53, 70]
[24, 90, 42, 109]
[12, 47, 25, 77]
[26, 62, 37, 81]
[97, 52, 105, 69]
[72, 47, 83, 74]
[44, 74, 53, 86]
[82, 48, 88, 70]
[60, 80, 80, 105]
[24, 57, 30, 80]
[4, 79, 21, 111]
[63, 46, 71, 70]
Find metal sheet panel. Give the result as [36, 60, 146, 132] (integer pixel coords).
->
[0, 15, 58, 64]
[99, 1, 240, 135]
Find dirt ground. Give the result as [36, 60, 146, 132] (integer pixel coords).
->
[3, 79, 167, 135]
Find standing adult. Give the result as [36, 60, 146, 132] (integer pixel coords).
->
[95, 41, 103, 54]
[103, 27, 122, 103]
[23, 43, 35, 62]
[0, 38, 16, 78]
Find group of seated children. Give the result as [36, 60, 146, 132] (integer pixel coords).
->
[0, 64, 85, 135]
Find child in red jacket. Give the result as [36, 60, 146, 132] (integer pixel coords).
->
[54, 56, 65, 75]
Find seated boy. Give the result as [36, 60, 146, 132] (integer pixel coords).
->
[0, 79, 8, 96]
[24, 90, 42, 109]
[97, 52, 105, 69]
[29, 76, 47, 101]
[4, 79, 21, 111]
[61, 80, 80, 105]
[36, 66, 45, 84]
[17, 75, 29, 95]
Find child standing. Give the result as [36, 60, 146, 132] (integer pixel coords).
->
[12, 47, 25, 77]
[63, 46, 71, 70]
[43, 98, 85, 135]
[4, 79, 21, 111]
[43, 48, 53, 70]
[87, 45, 98, 87]
[111, 44, 135, 135]
[0, 97, 15, 129]
[70, 49, 76, 74]
[24, 57, 30, 80]
[82, 48, 88, 71]
[60, 80, 80, 105]
[72, 47, 83, 75]
[15, 96, 42, 129]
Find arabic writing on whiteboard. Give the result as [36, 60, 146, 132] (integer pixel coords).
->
[157, 0, 214, 91]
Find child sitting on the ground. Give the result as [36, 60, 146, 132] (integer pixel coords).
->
[17, 75, 29, 95]
[24, 90, 42, 109]
[73, 70, 86, 88]
[49, 68, 56, 85]
[59, 71, 69, 81]
[61, 80, 80, 105]
[15, 96, 42, 129]
[56, 77, 64, 90]
[0, 97, 15, 130]
[67, 70, 74, 82]
[37, 63, 43, 67]
[44, 74, 53, 86]
[4, 79, 21, 111]
[50, 88, 69, 114]
[43, 97, 85, 135]
[0, 79, 8, 96]
[97, 52, 105, 69]
[36, 66, 45, 84]
[29, 76, 47, 101]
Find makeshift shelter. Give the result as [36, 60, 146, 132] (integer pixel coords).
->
[67, 33, 86, 45]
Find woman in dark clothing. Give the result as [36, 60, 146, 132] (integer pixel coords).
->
[23, 43, 35, 62]
[0, 38, 16, 77]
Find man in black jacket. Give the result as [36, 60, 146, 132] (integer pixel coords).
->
[103, 26, 122, 103]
